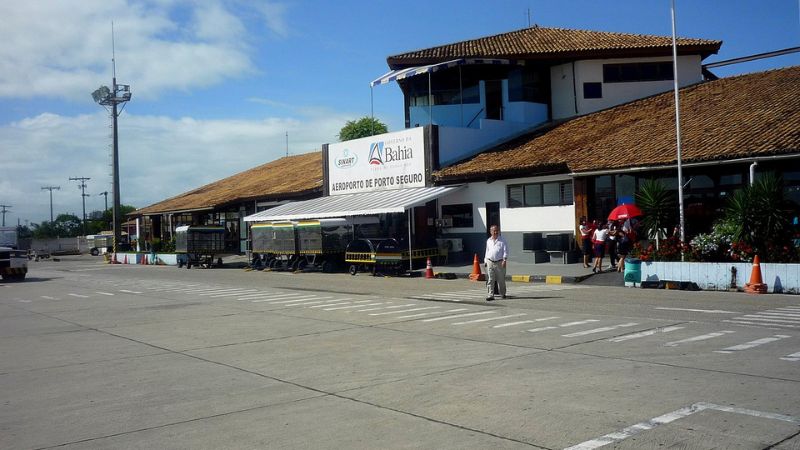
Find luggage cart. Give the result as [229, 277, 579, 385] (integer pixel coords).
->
[345, 238, 406, 276]
[175, 225, 226, 269]
[295, 218, 353, 272]
[250, 221, 299, 271]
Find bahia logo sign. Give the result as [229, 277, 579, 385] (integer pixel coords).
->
[334, 149, 358, 169]
[369, 142, 384, 165]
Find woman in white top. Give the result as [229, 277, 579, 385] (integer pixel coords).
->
[591, 223, 609, 273]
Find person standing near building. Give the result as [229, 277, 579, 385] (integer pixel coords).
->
[579, 216, 593, 268]
[484, 224, 508, 301]
[591, 222, 609, 273]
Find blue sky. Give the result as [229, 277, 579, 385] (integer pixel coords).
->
[1, 0, 798, 226]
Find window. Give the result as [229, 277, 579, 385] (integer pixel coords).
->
[508, 68, 549, 103]
[583, 82, 602, 99]
[507, 181, 573, 208]
[603, 62, 674, 83]
[441, 204, 474, 228]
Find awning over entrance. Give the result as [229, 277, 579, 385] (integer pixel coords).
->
[370, 58, 524, 87]
[243, 185, 463, 222]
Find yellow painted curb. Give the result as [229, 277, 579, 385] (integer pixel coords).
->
[545, 275, 562, 284]
[511, 274, 532, 282]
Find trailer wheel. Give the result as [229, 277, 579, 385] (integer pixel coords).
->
[90, 248, 100, 256]
[349, 264, 358, 276]
[321, 261, 332, 273]
[296, 259, 308, 271]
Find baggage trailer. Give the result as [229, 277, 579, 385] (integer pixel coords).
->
[295, 218, 353, 272]
[175, 225, 226, 269]
[251, 221, 299, 271]
[345, 238, 439, 276]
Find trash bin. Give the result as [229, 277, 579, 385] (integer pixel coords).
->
[624, 258, 642, 285]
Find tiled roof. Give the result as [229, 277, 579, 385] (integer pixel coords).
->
[388, 26, 721, 68]
[133, 152, 323, 216]
[434, 66, 800, 181]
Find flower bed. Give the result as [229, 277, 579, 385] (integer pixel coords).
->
[640, 261, 800, 294]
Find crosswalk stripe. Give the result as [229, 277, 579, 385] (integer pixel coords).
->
[95, 292, 115, 296]
[526, 319, 599, 333]
[369, 306, 440, 316]
[781, 351, 800, 362]
[714, 335, 791, 353]
[421, 311, 495, 322]
[209, 290, 260, 298]
[608, 326, 685, 342]
[397, 308, 468, 319]
[562, 322, 639, 337]
[492, 316, 560, 328]
[738, 316, 800, 324]
[118, 289, 142, 294]
[724, 320, 798, 328]
[68, 293, 89, 298]
[452, 313, 527, 325]
[324, 302, 385, 311]
[665, 331, 735, 347]
[357, 303, 416, 312]
[271, 296, 335, 304]
[309, 301, 355, 308]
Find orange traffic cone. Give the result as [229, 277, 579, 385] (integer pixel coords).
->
[123, 254, 128, 264]
[744, 255, 768, 294]
[468, 254, 486, 282]
[425, 257, 435, 279]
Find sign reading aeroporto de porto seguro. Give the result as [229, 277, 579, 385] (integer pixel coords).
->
[327, 127, 426, 196]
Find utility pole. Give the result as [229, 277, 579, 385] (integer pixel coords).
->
[41, 186, 61, 222]
[69, 177, 91, 235]
[0, 204, 10, 227]
[99, 191, 109, 212]
[92, 22, 131, 253]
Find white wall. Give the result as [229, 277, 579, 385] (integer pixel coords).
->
[551, 55, 703, 120]
[437, 175, 576, 234]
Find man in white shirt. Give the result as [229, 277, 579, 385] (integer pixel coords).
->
[484, 225, 508, 301]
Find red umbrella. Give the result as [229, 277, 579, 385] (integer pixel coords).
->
[608, 203, 643, 221]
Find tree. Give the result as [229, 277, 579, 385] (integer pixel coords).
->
[635, 179, 676, 249]
[337, 117, 388, 141]
[724, 174, 795, 257]
[31, 214, 82, 238]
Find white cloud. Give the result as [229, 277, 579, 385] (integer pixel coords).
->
[0, 109, 349, 225]
[0, 0, 286, 101]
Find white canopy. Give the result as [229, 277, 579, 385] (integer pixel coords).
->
[244, 185, 463, 222]
[370, 58, 524, 87]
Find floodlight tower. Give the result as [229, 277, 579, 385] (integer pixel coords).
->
[0, 205, 10, 227]
[98, 191, 109, 213]
[92, 23, 131, 253]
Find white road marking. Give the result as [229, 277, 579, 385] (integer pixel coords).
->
[608, 326, 685, 342]
[198, 288, 252, 296]
[271, 296, 335, 304]
[324, 302, 385, 311]
[209, 290, 260, 298]
[452, 313, 527, 325]
[236, 292, 280, 300]
[396, 308, 468, 319]
[17, 299, 32, 303]
[357, 303, 417, 312]
[118, 289, 142, 294]
[755, 311, 800, 318]
[95, 292, 115, 296]
[68, 293, 89, 298]
[492, 316, 560, 328]
[738, 315, 800, 324]
[724, 320, 798, 329]
[714, 335, 791, 353]
[562, 322, 639, 337]
[781, 351, 800, 362]
[526, 319, 600, 333]
[656, 307, 739, 314]
[564, 402, 800, 450]
[421, 311, 495, 322]
[309, 301, 354, 308]
[664, 330, 735, 347]
[252, 295, 326, 304]
[41, 295, 58, 300]
[368, 306, 440, 316]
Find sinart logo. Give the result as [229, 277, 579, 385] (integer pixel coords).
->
[334, 149, 358, 169]
[369, 142, 384, 165]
